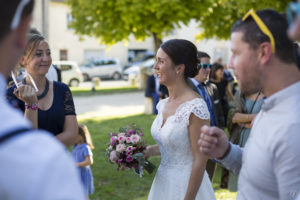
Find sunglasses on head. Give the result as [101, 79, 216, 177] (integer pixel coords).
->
[200, 63, 212, 70]
[287, 2, 300, 26]
[242, 9, 275, 53]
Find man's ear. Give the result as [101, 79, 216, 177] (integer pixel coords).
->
[258, 42, 273, 65]
[14, 15, 32, 49]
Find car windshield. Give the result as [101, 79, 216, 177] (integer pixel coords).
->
[131, 53, 154, 63]
[81, 60, 92, 67]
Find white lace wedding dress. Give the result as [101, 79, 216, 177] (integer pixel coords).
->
[148, 98, 216, 200]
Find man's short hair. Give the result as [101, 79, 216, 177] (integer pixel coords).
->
[198, 51, 211, 59]
[0, 0, 34, 41]
[231, 9, 296, 64]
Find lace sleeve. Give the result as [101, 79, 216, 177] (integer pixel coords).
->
[175, 98, 210, 126]
[62, 84, 76, 115]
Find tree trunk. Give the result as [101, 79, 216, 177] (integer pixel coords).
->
[152, 33, 162, 53]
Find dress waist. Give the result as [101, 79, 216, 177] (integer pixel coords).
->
[160, 161, 193, 168]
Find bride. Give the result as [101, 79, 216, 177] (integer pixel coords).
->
[145, 39, 216, 200]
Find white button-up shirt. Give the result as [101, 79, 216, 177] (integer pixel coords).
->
[220, 81, 300, 200]
[0, 74, 85, 199]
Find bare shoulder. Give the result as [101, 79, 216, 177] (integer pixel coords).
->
[185, 90, 202, 101]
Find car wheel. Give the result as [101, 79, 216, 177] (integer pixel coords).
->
[83, 73, 90, 82]
[112, 72, 121, 80]
[69, 79, 79, 87]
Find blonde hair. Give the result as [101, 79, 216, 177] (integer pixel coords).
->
[23, 33, 46, 62]
[78, 124, 95, 150]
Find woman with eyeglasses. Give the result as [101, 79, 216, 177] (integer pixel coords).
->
[6, 33, 78, 147]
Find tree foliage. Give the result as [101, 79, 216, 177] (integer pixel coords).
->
[67, 0, 291, 48]
[67, 0, 204, 50]
[197, 0, 291, 40]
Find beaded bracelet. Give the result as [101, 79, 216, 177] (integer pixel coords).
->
[25, 103, 38, 110]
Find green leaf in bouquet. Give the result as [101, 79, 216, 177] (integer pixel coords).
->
[132, 152, 145, 164]
[132, 153, 156, 174]
[144, 160, 156, 174]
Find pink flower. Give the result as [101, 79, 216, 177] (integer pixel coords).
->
[140, 132, 144, 136]
[128, 129, 135, 135]
[116, 144, 126, 152]
[109, 151, 118, 162]
[126, 137, 131, 143]
[126, 156, 133, 162]
[127, 146, 133, 152]
[130, 134, 140, 144]
[117, 159, 123, 164]
[110, 136, 118, 145]
[118, 136, 126, 143]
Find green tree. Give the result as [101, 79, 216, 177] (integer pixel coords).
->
[67, 0, 205, 51]
[197, 0, 291, 40]
[67, 0, 291, 49]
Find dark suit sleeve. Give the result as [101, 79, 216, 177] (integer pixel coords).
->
[208, 83, 225, 128]
[159, 84, 168, 98]
[145, 75, 155, 97]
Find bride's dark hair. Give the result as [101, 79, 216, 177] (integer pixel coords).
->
[160, 39, 200, 79]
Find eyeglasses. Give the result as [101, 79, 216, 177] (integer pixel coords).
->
[242, 9, 275, 53]
[286, 2, 300, 26]
[10, 0, 31, 30]
[200, 63, 212, 70]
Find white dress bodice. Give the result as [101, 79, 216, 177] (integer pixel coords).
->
[148, 98, 216, 200]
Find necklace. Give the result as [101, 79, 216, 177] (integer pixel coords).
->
[23, 78, 49, 100]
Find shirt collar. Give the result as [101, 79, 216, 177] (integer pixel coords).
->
[0, 73, 6, 98]
[261, 81, 300, 111]
[190, 78, 201, 86]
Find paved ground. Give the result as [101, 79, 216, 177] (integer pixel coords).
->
[74, 90, 145, 119]
[79, 79, 132, 88]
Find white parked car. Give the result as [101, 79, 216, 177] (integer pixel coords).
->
[52, 61, 83, 87]
[123, 58, 155, 81]
[80, 58, 123, 81]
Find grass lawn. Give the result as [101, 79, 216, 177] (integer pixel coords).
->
[79, 114, 237, 200]
[70, 86, 140, 96]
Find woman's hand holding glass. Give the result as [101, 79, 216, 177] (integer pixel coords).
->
[13, 84, 38, 105]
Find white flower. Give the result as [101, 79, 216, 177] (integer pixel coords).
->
[118, 132, 125, 137]
[116, 144, 126, 152]
[126, 137, 131, 143]
[127, 146, 134, 152]
[130, 134, 140, 144]
[118, 136, 126, 143]
[109, 151, 118, 162]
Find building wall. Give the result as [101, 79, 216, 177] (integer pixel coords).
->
[47, 1, 154, 67]
[31, 0, 49, 38]
[32, 1, 230, 67]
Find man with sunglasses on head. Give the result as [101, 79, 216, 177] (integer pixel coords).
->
[188, 51, 225, 182]
[0, 1, 85, 199]
[198, 9, 300, 200]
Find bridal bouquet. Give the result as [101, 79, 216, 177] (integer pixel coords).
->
[105, 124, 155, 177]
